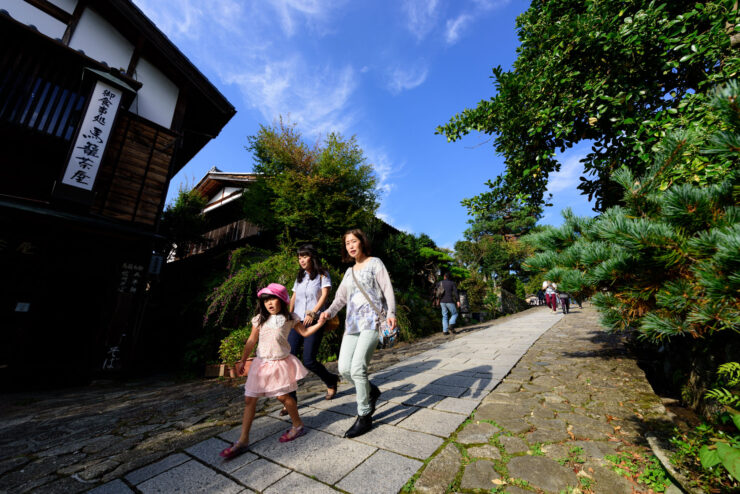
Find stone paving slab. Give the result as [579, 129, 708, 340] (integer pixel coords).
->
[230, 457, 290, 491]
[186, 437, 257, 473]
[336, 449, 422, 494]
[397, 408, 465, 437]
[86, 479, 133, 494]
[249, 428, 377, 484]
[376, 388, 445, 408]
[432, 396, 481, 415]
[123, 453, 189, 485]
[136, 460, 243, 494]
[351, 423, 444, 459]
[217, 416, 287, 445]
[373, 401, 420, 425]
[262, 471, 337, 494]
[291, 406, 357, 436]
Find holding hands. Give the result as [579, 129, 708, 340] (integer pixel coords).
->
[303, 311, 316, 326]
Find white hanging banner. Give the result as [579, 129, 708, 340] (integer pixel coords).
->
[61, 81, 122, 191]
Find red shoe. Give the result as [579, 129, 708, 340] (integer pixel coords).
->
[279, 426, 306, 443]
[219, 442, 248, 459]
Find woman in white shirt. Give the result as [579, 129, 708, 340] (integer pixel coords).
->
[281, 244, 339, 416]
[320, 229, 396, 438]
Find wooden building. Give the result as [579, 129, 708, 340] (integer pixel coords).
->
[0, 0, 235, 387]
[174, 167, 261, 260]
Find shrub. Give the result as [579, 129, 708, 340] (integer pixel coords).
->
[218, 327, 251, 365]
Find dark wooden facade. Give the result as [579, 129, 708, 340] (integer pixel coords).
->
[0, 3, 235, 388]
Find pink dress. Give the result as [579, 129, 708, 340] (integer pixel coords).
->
[244, 313, 309, 397]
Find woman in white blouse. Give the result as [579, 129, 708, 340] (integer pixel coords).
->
[320, 229, 397, 438]
[281, 244, 339, 416]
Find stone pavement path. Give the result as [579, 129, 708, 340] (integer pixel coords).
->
[84, 309, 562, 494]
[412, 306, 678, 494]
[1, 306, 679, 494]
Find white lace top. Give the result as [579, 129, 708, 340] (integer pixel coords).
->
[251, 313, 299, 360]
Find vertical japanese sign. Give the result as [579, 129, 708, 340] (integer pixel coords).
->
[61, 81, 122, 191]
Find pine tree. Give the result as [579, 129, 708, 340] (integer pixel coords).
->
[523, 81, 740, 342]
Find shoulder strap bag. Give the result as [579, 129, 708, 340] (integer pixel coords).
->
[351, 267, 398, 347]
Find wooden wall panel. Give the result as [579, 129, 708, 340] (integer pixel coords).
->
[92, 112, 177, 226]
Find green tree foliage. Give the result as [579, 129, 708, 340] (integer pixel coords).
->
[463, 192, 541, 240]
[243, 119, 378, 256]
[204, 247, 298, 328]
[522, 81, 740, 342]
[456, 236, 532, 284]
[160, 188, 208, 259]
[438, 0, 739, 211]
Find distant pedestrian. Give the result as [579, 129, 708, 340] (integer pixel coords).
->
[220, 283, 326, 459]
[537, 288, 545, 306]
[436, 272, 460, 335]
[544, 281, 558, 312]
[320, 229, 397, 438]
[558, 290, 570, 314]
[279, 244, 339, 417]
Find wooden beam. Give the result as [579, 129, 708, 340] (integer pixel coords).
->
[61, 0, 86, 46]
[126, 34, 144, 77]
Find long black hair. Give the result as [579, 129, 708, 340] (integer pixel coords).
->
[254, 294, 291, 326]
[296, 244, 327, 283]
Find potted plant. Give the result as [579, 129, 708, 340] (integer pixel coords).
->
[216, 326, 252, 378]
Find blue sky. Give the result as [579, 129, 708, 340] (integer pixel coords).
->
[133, 0, 594, 249]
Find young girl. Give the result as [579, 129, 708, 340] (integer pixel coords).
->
[220, 283, 326, 459]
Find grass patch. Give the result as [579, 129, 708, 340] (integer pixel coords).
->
[529, 442, 545, 456]
[605, 451, 670, 493]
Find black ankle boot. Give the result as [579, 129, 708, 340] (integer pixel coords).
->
[344, 414, 372, 438]
[369, 383, 381, 416]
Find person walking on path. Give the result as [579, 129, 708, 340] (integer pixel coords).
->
[536, 288, 545, 306]
[437, 272, 460, 335]
[278, 244, 339, 416]
[220, 283, 326, 459]
[558, 289, 570, 314]
[320, 229, 397, 438]
[544, 281, 558, 312]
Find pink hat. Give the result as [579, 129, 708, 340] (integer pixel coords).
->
[257, 283, 290, 305]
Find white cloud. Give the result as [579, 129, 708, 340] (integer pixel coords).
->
[442, 0, 511, 45]
[445, 14, 471, 44]
[134, 0, 245, 40]
[546, 154, 583, 194]
[403, 0, 441, 41]
[387, 65, 429, 95]
[225, 59, 357, 136]
[540, 147, 597, 226]
[472, 0, 512, 11]
[363, 146, 399, 197]
[269, 0, 346, 37]
[133, 0, 358, 137]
